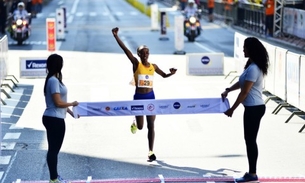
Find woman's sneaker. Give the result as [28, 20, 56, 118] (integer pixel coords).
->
[49, 175, 71, 183]
[148, 151, 156, 161]
[235, 172, 259, 183]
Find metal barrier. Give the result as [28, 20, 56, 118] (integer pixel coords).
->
[0, 35, 16, 105]
[0, 35, 8, 86]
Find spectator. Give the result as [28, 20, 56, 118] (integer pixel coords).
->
[264, 0, 274, 37]
[26, 0, 32, 14]
[0, 0, 7, 35]
[236, 0, 247, 26]
[180, 0, 188, 10]
[195, 0, 201, 8]
[207, 0, 215, 22]
[31, 0, 42, 17]
[223, 0, 233, 24]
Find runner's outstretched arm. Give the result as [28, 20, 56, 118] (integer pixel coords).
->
[112, 27, 137, 65]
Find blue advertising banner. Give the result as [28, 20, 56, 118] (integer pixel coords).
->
[19, 57, 47, 78]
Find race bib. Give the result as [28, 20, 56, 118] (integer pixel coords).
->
[138, 74, 154, 88]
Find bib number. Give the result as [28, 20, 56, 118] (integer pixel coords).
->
[138, 74, 153, 88]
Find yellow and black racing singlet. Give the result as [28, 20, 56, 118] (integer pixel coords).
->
[134, 62, 155, 88]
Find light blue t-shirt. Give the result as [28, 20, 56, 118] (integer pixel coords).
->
[239, 63, 264, 106]
[43, 76, 68, 119]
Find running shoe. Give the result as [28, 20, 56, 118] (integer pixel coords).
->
[235, 172, 259, 183]
[130, 121, 137, 134]
[49, 175, 71, 183]
[148, 151, 157, 161]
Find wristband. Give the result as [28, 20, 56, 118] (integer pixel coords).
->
[225, 88, 231, 92]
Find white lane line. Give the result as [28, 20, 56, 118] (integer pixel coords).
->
[3, 133, 21, 139]
[58, 0, 64, 5]
[71, 0, 80, 14]
[0, 156, 11, 164]
[115, 12, 123, 16]
[0, 152, 18, 183]
[67, 0, 80, 24]
[121, 36, 133, 54]
[103, 4, 115, 22]
[89, 12, 97, 16]
[194, 41, 218, 53]
[1, 142, 16, 150]
[0, 113, 21, 117]
[75, 12, 83, 17]
[158, 174, 165, 183]
[0, 172, 3, 181]
[9, 124, 23, 129]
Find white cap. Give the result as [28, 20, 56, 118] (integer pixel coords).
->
[18, 2, 25, 7]
[188, 0, 195, 3]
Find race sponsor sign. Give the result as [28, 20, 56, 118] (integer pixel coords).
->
[19, 57, 47, 78]
[186, 53, 224, 75]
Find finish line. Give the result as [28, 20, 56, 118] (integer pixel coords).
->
[13, 176, 305, 183]
[73, 98, 230, 117]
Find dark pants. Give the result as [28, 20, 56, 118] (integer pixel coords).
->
[243, 105, 265, 174]
[0, 17, 6, 34]
[265, 15, 274, 36]
[237, 7, 245, 26]
[42, 116, 66, 180]
[180, 2, 186, 10]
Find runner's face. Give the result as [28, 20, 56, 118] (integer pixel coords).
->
[139, 48, 149, 61]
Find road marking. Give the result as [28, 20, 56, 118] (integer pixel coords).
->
[75, 12, 84, 17]
[9, 124, 23, 130]
[103, 5, 115, 22]
[0, 113, 21, 117]
[89, 12, 97, 16]
[0, 152, 17, 183]
[194, 42, 218, 53]
[121, 36, 133, 54]
[58, 0, 64, 5]
[1, 142, 16, 150]
[115, 12, 124, 16]
[0, 156, 11, 164]
[158, 174, 165, 183]
[3, 133, 21, 140]
[71, 0, 80, 14]
[130, 12, 139, 15]
[67, 0, 80, 24]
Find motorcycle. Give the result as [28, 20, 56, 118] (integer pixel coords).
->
[9, 14, 31, 45]
[183, 10, 201, 42]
